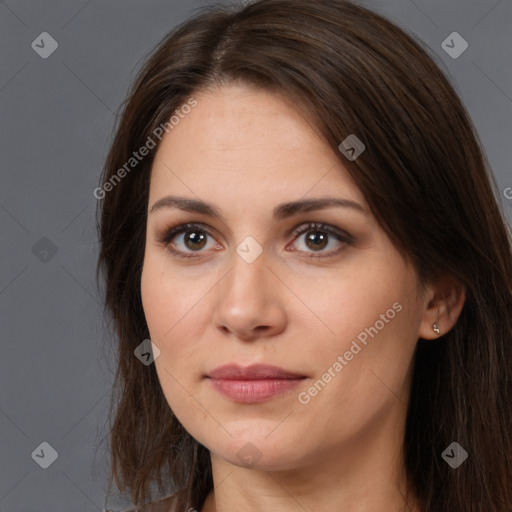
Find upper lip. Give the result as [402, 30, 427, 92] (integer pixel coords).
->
[207, 364, 305, 380]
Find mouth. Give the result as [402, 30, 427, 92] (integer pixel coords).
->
[206, 364, 307, 403]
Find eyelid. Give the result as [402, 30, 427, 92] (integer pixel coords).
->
[156, 222, 217, 246]
[289, 222, 353, 244]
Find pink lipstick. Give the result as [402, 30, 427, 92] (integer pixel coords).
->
[207, 364, 305, 403]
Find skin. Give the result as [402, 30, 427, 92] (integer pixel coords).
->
[140, 83, 465, 512]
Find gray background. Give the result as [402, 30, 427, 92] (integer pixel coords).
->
[1, 1, 511, 511]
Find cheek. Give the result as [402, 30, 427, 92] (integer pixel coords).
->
[141, 252, 202, 340]
[299, 257, 420, 400]
[140, 252, 213, 384]
[141, 265, 170, 345]
[141, 259, 210, 430]
[294, 258, 409, 349]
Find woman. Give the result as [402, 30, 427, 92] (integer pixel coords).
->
[97, 1, 512, 511]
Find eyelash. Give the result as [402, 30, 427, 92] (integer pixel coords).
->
[157, 222, 353, 260]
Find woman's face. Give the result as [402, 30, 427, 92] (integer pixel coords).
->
[141, 83, 427, 472]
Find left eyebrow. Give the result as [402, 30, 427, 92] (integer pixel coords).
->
[273, 197, 368, 219]
[149, 195, 368, 220]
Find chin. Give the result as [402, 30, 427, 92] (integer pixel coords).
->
[198, 425, 309, 471]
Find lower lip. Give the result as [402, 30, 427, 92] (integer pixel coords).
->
[208, 378, 304, 403]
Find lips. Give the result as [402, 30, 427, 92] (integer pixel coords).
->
[208, 363, 304, 380]
[206, 364, 306, 403]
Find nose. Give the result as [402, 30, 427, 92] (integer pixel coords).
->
[212, 251, 287, 341]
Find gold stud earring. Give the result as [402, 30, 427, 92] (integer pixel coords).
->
[433, 323, 440, 335]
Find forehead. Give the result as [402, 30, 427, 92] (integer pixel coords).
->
[149, 84, 365, 207]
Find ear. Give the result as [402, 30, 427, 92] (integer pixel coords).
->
[417, 273, 466, 340]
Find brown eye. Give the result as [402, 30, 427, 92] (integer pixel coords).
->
[289, 222, 353, 258]
[159, 223, 220, 259]
[305, 231, 329, 251]
[183, 230, 207, 250]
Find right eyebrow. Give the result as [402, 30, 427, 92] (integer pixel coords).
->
[150, 196, 224, 218]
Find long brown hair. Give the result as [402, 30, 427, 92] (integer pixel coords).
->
[96, 1, 512, 510]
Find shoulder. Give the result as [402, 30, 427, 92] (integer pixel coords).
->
[107, 494, 179, 512]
